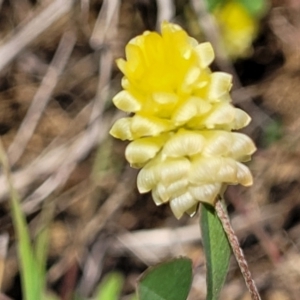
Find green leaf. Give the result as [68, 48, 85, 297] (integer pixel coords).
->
[0, 141, 47, 300]
[238, 0, 268, 17]
[137, 257, 192, 300]
[34, 202, 54, 293]
[94, 272, 124, 300]
[200, 203, 231, 300]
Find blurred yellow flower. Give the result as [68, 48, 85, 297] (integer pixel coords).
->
[214, 1, 258, 58]
[110, 21, 256, 219]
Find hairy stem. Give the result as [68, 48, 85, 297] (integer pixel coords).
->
[215, 200, 261, 300]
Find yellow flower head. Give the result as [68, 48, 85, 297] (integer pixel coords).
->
[110, 22, 256, 219]
[214, 1, 258, 58]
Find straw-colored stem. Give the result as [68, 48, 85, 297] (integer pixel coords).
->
[215, 200, 261, 300]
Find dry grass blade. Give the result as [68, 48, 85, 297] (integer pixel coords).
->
[48, 166, 137, 283]
[89, 0, 120, 49]
[0, 0, 73, 72]
[21, 115, 111, 214]
[156, 0, 175, 28]
[77, 236, 109, 297]
[113, 224, 200, 265]
[0, 234, 8, 291]
[8, 31, 76, 166]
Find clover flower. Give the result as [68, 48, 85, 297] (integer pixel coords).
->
[213, 1, 258, 58]
[110, 21, 256, 219]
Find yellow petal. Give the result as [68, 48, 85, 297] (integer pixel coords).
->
[236, 162, 253, 186]
[152, 181, 189, 204]
[130, 114, 173, 138]
[189, 183, 221, 205]
[152, 183, 169, 205]
[128, 34, 146, 47]
[215, 158, 238, 183]
[169, 192, 197, 219]
[159, 157, 191, 185]
[230, 133, 256, 161]
[152, 92, 178, 104]
[113, 90, 141, 112]
[188, 37, 199, 47]
[207, 72, 232, 102]
[190, 157, 237, 184]
[201, 103, 235, 128]
[125, 43, 146, 78]
[232, 108, 251, 129]
[190, 157, 221, 183]
[166, 179, 189, 198]
[125, 136, 166, 167]
[195, 42, 215, 68]
[109, 118, 133, 141]
[161, 21, 192, 62]
[121, 77, 130, 89]
[137, 162, 159, 193]
[161, 21, 183, 36]
[142, 32, 165, 65]
[185, 204, 199, 217]
[180, 67, 201, 93]
[116, 58, 127, 75]
[162, 129, 205, 157]
[201, 131, 232, 156]
[172, 96, 212, 125]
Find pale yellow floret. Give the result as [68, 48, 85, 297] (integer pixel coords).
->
[200, 131, 256, 159]
[207, 72, 233, 102]
[161, 129, 205, 158]
[152, 179, 189, 206]
[171, 97, 212, 125]
[201, 131, 233, 156]
[125, 135, 167, 168]
[236, 162, 253, 186]
[159, 157, 191, 185]
[231, 108, 252, 129]
[152, 92, 178, 105]
[195, 42, 215, 68]
[166, 179, 189, 198]
[230, 133, 256, 161]
[109, 118, 133, 141]
[152, 184, 168, 205]
[190, 157, 238, 184]
[189, 183, 222, 204]
[110, 21, 256, 219]
[130, 115, 173, 138]
[137, 160, 159, 193]
[113, 90, 141, 112]
[170, 192, 198, 219]
[199, 103, 236, 128]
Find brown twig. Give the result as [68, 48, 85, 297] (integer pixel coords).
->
[215, 200, 261, 300]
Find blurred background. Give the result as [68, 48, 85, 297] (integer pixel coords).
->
[0, 0, 299, 299]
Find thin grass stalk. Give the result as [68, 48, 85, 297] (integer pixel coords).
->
[0, 139, 40, 300]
